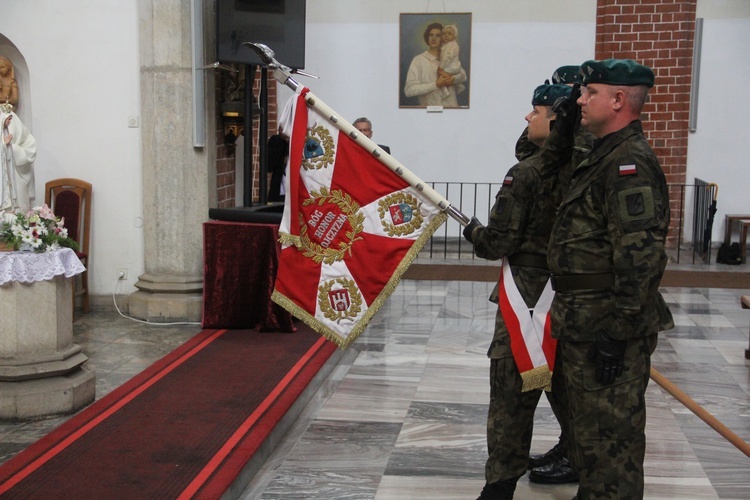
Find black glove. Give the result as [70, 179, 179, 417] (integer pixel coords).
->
[588, 331, 627, 385]
[462, 217, 482, 243]
[552, 83, 581, 138]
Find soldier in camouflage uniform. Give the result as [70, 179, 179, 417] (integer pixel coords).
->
[463, 83, 573, 500]
[527, 65, 596, 486]
[546, 59, 674, 499]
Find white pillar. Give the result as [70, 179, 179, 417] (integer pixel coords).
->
[129, 0, 217, 322]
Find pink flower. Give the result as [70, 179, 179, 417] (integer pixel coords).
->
[37, 204, 56, 220]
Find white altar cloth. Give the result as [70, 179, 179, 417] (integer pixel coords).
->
[0, 247, 85, 285]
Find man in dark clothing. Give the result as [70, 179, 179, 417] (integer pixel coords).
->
[267, 129, 289, 202]
[352, 117, 390, 154]
[528, 64, 597, 487]
[547, 59, 674, 499]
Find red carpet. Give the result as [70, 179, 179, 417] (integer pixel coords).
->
[0, 326, 337, 499]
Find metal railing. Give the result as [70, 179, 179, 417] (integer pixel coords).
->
[690, 178, 717, 264]
[421, 181, 717, 265]
[422, 182, 500, 260]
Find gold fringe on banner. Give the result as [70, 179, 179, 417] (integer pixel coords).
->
[272, 211, 449, 349]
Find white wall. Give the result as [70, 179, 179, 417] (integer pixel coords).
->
[688, 1, 750, 241]
[1, 0, 143, 297]
[281, 1, 596, 183]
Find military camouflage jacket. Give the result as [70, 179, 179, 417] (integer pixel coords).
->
[540, 123, 596, 209]
[471, 142, 565, 313]
[547, 120, 674, 342]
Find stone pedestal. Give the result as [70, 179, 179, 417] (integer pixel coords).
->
[0, 276, 96, 420]
[129, 272, 203, 322]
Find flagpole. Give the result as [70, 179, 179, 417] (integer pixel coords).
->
[270, 67, 472, 227]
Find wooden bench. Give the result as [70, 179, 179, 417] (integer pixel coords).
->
[723, 214, 750, 245]
[742, 295, 750, 360]
[740, 221, 750, 264]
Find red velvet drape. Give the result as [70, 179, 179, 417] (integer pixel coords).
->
[202, 221, 295, 331]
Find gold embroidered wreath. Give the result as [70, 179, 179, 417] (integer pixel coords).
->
[377, 192, 425, 237]
[302, 124, 335, 171]
[296, 187, 365, 265]
[318, 277, 364, 323]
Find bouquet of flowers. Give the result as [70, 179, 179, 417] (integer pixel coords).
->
[0, 204, 79, 252]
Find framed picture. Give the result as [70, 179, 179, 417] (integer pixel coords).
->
[399, 12, 471, 109]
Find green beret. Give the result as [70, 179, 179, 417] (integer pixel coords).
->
[532, 83, 572, 106]
[551, 65, 581, 84]
[580, 59, 655, 87]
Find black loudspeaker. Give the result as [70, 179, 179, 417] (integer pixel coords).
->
[216, 0, 306, 69]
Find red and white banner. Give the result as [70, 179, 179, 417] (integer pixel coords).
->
[271, 88, 447, 348]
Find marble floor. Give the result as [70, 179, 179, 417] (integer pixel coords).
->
[1, 281, 749, 499]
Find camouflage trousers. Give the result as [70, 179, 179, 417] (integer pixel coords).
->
[485, 330, 568, 485]
[558, 335, 658, 499]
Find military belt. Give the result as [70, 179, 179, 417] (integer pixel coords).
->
[550, 273, 614, 292]
[508, 253, 548, 270]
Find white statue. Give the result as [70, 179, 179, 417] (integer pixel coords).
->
[1, 104, 37, 221]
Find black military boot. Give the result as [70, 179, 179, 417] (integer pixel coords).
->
[527, 441, 565, 469]
[476, 480, 517, 500]
[529, 456, 579, 484]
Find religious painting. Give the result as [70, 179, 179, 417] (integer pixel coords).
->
[399, 12, 472, 109]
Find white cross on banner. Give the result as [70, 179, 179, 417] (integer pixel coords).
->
[271, 87, 448, 348]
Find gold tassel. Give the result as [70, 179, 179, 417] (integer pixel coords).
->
[520, 365, 553, 392]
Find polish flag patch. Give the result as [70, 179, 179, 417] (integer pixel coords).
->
[619, 164, 637, 176]
[503, 176, 514, 186]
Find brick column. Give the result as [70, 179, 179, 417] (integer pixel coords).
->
[216, 70, 278, 208]
[595, 0, 697, 246]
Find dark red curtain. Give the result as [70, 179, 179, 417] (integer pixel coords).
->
[202, 221, 295, 332]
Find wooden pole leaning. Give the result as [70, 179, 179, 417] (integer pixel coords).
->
[650, 367, 750, 457]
